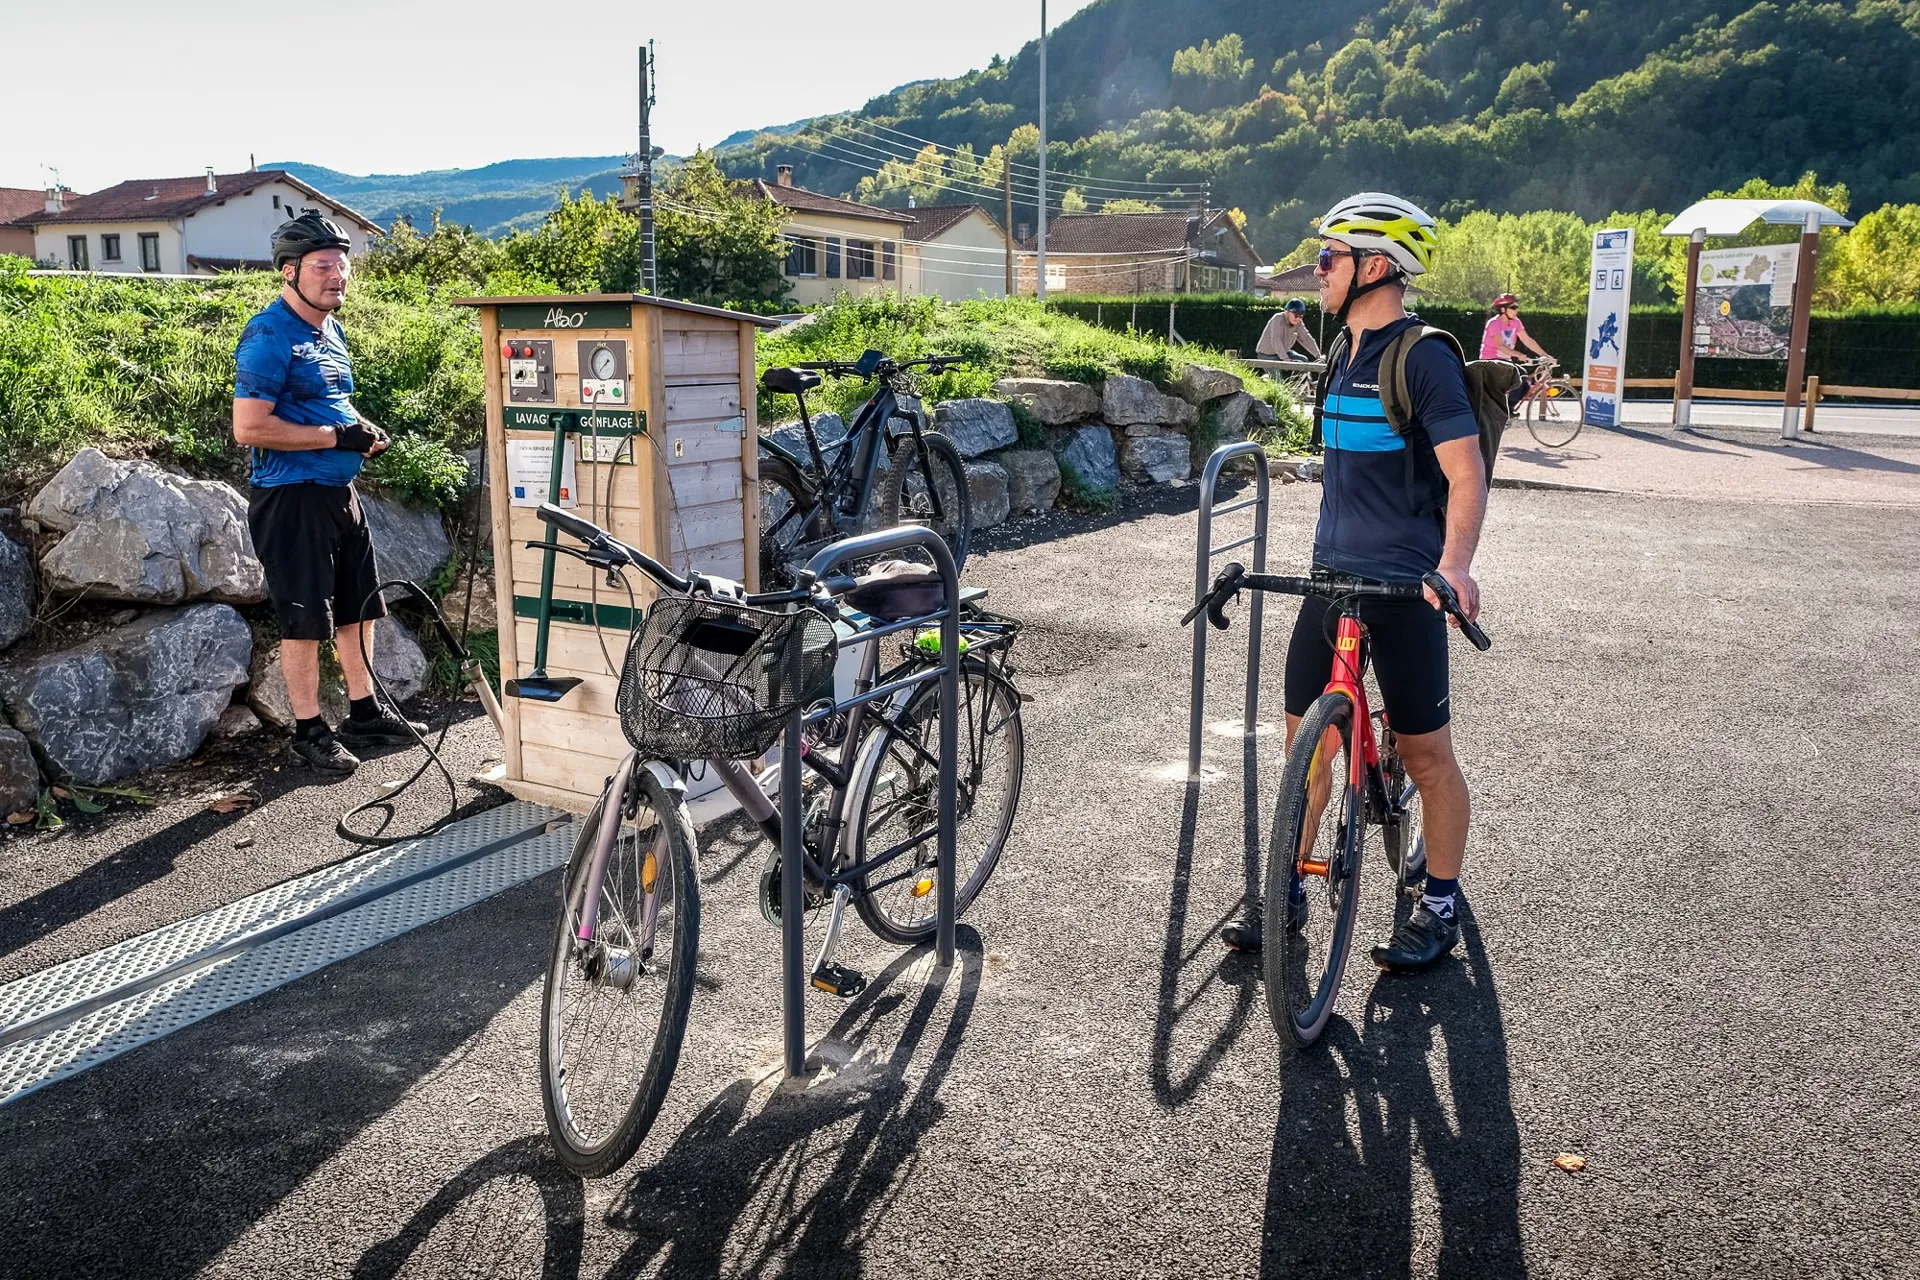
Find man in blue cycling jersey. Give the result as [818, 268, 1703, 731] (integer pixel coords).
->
[233, 213, 421, 774]
[1222, 193, 1487, 972]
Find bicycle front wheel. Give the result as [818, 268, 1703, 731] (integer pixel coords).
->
[850, 658, 1023, 945]
[540, 763, 699, 1178]
[1264, 691, 1364, 1049]
[879, 433, 971, 576]
[1526, 382, 1584, 448]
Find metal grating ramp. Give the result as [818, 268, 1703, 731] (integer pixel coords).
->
[0, 802, 575, 1105]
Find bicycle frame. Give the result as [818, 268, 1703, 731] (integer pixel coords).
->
[760, 378, 936, 539]
[1297, 610, 1395, 880]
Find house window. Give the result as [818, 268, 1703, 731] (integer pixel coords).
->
[783, 235, 818, 277]
[100, 234, 122, 262]
[825, 237, 841, 279]
[139, 233, 160, 272]
[272, 194, 280, 209]
[847, 240, 875, 280]
[67, 236, 88, 270]
[882, 241, 895, 281]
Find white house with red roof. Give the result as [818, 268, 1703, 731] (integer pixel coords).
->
[19, 168, 380, 275]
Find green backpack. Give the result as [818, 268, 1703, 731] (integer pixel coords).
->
[1318, 325, 1520, 516]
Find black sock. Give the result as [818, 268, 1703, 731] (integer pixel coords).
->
[349, 696, 380, 723]
[294, 715, 331, 742]
[1421, 875, 1459, 918]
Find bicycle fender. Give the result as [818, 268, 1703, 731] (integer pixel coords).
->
[641, 759, 688, 799]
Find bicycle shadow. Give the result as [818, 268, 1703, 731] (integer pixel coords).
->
[1260, 900, 1527, 1279]
[351, 1135, 587, 1280]
[1150, 735, 1265, 1109]
[594, 927, 986, 1279]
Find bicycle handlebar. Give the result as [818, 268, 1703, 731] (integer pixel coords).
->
[1182, 561, 1492, 652]
[795, 353, 970, 380]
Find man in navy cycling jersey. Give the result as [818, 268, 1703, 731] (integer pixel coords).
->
[1222, 193, 1487, 972]
[233, 213, 422, 774]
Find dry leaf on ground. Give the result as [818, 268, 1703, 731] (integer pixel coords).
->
[1554, 1153, 1587, 1173]
[205, 791, 260, 815]
[6, 810, 34, 826]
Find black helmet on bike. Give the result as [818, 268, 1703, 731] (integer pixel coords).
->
[272, 212, 353, 269]
[1284, 298, 1306, 314]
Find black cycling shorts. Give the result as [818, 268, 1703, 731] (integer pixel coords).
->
[1283, 586, 1452, 737]
[247, 482, 388, 641]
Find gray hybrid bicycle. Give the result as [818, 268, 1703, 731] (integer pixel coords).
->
[530, 504, 1023, 1177]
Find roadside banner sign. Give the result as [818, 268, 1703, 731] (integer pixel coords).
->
[1692, 244, 1797, 359]
[1581, 228, 1635, 426]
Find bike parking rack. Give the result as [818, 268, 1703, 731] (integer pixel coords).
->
[782, 527, 962, 1079]
[1188, 442, 1271, 781]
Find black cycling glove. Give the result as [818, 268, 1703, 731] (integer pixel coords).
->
[332, 419, 386, 453]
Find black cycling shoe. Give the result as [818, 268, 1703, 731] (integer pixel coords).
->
[1370, 901, 1460, 972]
[1221, 894, 1308, 954]
[337, 708, 428, 747]
[289, 730, 359, 774]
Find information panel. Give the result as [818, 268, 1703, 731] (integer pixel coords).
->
[1691, 245, 1797, 360]
[1581, 228, 1635, 427]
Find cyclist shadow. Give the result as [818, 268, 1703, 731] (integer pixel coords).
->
[1261, 900, 1527, 1279]
[598, 927, 986, 1279]
[1151, 740, 1266, 1108]
[351, 1135, 586, 1280]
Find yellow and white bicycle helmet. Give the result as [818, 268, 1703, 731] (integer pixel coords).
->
[1317, 192, 1438, 277]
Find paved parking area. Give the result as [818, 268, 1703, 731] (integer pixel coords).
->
[2, 481, 1917, 1278]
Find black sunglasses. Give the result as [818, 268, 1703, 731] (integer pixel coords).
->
[1317, 246, 1366, 272]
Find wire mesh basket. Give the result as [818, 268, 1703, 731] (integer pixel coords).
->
[617, 595, 839, 761]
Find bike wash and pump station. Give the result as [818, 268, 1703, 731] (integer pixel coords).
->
[455, 293, 977, 1081]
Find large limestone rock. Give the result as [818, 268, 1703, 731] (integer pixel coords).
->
[0, 532, 36, 651]
[963, 461, 1011, 530]
[998, 450, 1061, 516]
[1101, 376, 1198, 431]
[1058, 427, 1120, 497]
[0, 603, 252, 785]
[1209, 391, 1260, 442]
[370, 617, 430, 704]
[1174, 363, 1245, 404]
[1122, 436, 1192, 485]
[1252, 398, 1280, 429]
[992, 378, 1099, 426]
[933, 399, 1018, 458]
[26, 449, 264, 604]
[360, 492, 452, 590]
[246, 616, 426, 730]
[0, 727, 40, 814]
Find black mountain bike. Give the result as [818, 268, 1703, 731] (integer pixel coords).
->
[758, 349, 972, 590]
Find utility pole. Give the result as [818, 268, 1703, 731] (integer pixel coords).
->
[1036, 0, 1048, 302]
[1003, 154, 1014, 297]
[637, 41, 657, 294]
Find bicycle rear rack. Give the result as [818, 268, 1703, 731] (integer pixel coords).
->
[1187, 442, 1271, 781]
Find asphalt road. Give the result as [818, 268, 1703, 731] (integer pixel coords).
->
[3, 482, 1917, 1278]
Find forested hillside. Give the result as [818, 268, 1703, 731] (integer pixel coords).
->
[715, 0, 1920, 253]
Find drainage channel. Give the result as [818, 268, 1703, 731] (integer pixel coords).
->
[0, 800, 575, 1106]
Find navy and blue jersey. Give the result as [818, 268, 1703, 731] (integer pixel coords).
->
[1314, 314, 1480, 580]
[233, 298, 364, 488]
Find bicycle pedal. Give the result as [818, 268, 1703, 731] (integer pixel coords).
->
[810, 964, 867, 999]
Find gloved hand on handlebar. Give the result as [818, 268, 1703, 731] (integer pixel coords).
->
[332, 415, 389, 455]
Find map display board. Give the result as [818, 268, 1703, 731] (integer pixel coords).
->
[1581, 228, 1635, 426]
[1692, 245, 1798, 360]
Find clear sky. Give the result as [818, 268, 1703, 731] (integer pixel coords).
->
[0, 0, 1101, 192]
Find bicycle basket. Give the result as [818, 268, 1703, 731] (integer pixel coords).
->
[616, 595, 838, 760]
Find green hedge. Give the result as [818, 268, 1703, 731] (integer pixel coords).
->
[1047, 295, 1920, 394]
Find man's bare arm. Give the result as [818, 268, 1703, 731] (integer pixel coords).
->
[233, 398, 337, 450]
[1429, 435, 1486, 621]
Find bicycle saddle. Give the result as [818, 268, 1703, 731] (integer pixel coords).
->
[849, 560, 945, 622]
[761, 367, 822, 395]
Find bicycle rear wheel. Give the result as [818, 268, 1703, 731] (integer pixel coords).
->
[851, 658, 1023, 945]
[758, 451, 832, 591]
[1525, 382, 1584, 447]
[540, 763, 699, 1178]
[879, 433, 971, 576]
[1264, 691, 1364, 1048]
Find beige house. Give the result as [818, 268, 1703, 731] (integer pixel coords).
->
[750, 167, 916, 306]
[902, 204, 1011, 300]
[1015, 209, 1263, 295]
[21, 169, 379, 275]
[0, 188, 40, 259]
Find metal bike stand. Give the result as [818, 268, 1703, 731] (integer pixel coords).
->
[778, 527, 961, 1080]
[1187, 442, 1271, 781]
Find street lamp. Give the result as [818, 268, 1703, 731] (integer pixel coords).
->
[1036, 0, 1048, 302]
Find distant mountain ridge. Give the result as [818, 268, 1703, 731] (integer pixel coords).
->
[269, 156, 633, 237]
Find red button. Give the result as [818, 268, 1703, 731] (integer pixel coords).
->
[501, 341, 512, 359]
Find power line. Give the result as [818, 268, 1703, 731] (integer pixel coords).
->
[860, 119, 1207, 197]
[803, 131, 1054, 207]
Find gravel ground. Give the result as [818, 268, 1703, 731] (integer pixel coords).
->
[2, 482, 1917, 1279]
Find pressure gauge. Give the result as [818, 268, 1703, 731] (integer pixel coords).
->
[590, 345, 617, 380]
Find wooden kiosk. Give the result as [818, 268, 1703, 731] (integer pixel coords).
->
[456, 293, 781, 813]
